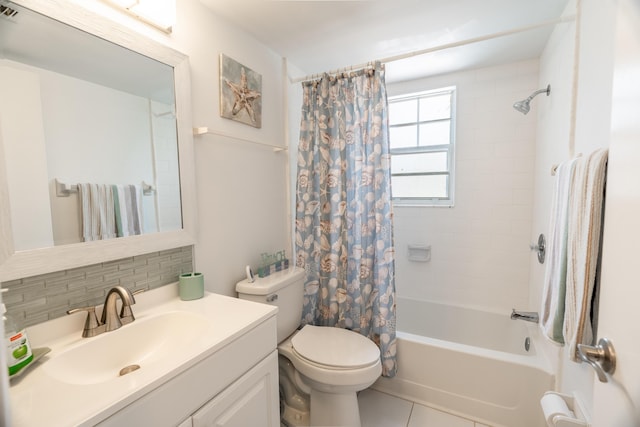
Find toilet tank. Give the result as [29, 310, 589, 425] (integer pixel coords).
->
[236, 267, 305, 343]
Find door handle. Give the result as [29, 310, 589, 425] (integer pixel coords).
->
[577, 338, 616, 383]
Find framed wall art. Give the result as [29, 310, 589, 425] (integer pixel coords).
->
[219, 54, 262, 128]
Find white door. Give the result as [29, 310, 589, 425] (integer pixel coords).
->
[592, 0, 640, 426]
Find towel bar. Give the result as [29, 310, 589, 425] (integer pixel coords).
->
[55, 179, 155, 197]
[55, 179, 79, 197]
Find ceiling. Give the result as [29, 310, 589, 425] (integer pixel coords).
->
[198, 0, 572, 83]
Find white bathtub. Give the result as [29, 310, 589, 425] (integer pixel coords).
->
[373, 298, 554, 427]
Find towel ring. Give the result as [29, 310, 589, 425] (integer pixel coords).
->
[530, 233, 546, 264]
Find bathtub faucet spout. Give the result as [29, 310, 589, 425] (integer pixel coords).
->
[510, 309, 539, 323]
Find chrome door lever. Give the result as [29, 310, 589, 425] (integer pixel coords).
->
[577, 338, 616, 383]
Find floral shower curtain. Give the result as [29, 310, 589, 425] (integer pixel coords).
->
[295, 63, 397, 377]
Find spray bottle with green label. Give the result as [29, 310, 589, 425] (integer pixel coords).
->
[2, 290, 33, 376]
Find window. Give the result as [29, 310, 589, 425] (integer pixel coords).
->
[388, 87, 455, 206]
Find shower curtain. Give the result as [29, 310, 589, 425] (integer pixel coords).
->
[295, 63, 397, 377]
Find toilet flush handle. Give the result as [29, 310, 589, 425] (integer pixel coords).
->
[266, 293, 278, 303]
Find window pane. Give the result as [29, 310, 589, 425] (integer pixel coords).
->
[391, 152, 448, 174]
[419, 120, 450, 146]
[389, 99, 417, 125]
[389, 125, 417, 149]
[392, 174, 448, 199]
[419, 93, 451, 121]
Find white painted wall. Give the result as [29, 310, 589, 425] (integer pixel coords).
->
[385, 60, 539, 313]
[171, 1, 289, 296]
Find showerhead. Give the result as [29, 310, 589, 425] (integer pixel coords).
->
[513, 99, 531, 114]
[513, 84, 551, 115]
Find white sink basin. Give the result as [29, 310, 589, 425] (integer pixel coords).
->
[42, 310, 211, 385]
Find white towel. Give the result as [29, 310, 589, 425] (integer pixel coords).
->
[564, 148, 608, 361]
[540, 157, 578, 344]
[78, 183, 116, 241]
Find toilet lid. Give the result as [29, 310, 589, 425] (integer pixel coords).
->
[291, 325, 380, 369]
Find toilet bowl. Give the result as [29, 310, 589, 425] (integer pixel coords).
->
[279, 325, 382, 426]
[236, 268, 382, 426]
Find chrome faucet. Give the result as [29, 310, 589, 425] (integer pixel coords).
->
[510, 309, 539, 323]
[67, 286, 141, 338]
[101, 286, 136, 332]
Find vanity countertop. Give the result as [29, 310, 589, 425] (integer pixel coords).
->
[8, 284, 277, 427]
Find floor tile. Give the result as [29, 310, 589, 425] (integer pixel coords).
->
[407, 403, 474, 427]
[359, 389, 413, 427]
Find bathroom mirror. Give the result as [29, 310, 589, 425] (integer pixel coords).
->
[0, 0, 196, 281]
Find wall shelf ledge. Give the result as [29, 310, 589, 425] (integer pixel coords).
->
[193, 127, 287, 152]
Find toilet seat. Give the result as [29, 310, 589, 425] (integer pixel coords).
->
[291, 325, 380, 370]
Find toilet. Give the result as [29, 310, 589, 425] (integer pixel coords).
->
[236, 267, 381, 427]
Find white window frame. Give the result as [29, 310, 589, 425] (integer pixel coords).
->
[389, 87, 456, 207]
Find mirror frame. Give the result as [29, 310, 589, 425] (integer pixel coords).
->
[0, 0, 197, 282]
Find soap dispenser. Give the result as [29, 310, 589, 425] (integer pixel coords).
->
[3, 296, 33, 376]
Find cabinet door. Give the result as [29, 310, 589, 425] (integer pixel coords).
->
[192, 350, 279, 427]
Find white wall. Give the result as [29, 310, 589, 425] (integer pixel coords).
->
[386, 60, 539, 313]
[172, 1, 289, 296]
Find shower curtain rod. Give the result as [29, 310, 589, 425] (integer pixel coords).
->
[290, 14, 576, 84]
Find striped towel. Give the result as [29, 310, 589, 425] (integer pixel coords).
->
[113, 184, 144, 237]
[540, 157, 578, 344]
[78, 183, 116, 241]
[564, 148, 608, 361]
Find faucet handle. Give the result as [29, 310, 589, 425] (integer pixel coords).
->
[67, 306, 102, 338]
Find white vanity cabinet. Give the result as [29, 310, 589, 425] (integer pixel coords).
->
[9, 288, 280, 427]
[96, 317, 279, 427]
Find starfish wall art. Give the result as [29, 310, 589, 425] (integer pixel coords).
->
[219, 54, 262, 128]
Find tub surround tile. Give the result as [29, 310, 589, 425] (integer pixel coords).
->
[358, 389, 412, 427]
[407, 403, 474, 427]
[387, 59, 537, 313]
